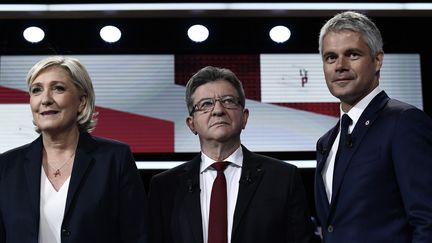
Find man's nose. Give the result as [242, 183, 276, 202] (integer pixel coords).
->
[211, 99, 225, 115]
[335, 57, 349, 72]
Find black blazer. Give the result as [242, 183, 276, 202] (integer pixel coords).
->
[315, 91, 432, 242]
[149, 145, 315, 243]
[0, 132, 149, 243]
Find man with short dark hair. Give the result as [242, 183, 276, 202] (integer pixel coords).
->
[149, 66, 316, 243]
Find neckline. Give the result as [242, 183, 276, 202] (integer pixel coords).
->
[42, 166, 71, 193]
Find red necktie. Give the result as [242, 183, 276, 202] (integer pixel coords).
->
[208, 162, 229, 243]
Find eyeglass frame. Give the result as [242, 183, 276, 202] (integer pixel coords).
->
[190, 95, 243, 115]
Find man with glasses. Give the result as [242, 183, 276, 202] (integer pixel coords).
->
[148, 66, 316, 243]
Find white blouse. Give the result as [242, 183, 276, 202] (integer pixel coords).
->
[39, 167, 70, 243]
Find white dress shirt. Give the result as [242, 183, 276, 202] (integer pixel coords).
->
[39, 168, 70, 243]
[200, 146, 243, 243]
[322, 87, 382, 202]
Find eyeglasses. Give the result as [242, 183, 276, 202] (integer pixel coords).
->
[191, 95, 242, 114]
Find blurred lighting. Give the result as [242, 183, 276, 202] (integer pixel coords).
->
[23, 26, 45, 43]
[100, 25, 121, 43]
[1, 3, 432, 11]
[187, 24, 209, 42]
[269, 25, 291, 43]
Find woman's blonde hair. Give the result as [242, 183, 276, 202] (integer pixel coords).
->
[26, 56, 97, 133]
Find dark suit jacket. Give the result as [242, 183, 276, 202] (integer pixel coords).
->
[315, 91, 432, 243]
[0, 132, 149, 243]
[149, 145, 315, 243]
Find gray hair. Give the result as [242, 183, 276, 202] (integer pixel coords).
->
[185, 66, 246, 115]
[26, 56, 97, 133]
[318, 11, 383, 57]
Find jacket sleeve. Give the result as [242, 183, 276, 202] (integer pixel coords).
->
[0, 196, 4, 243]
[118, 145, 150, 243]
[285, 166, 319, 243]
[392, 108, 432, 242]
[0, 155, 5, 243]
[148, 175, 164, 243]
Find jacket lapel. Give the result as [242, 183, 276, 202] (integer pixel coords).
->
[64, 132, 96, 217]
[316, 125, 339, 173]
[24, 136, 43, 221]
[315, 126, 339, 220]
[232, 146, 264, 238]
[330, 91, 390, 210]
[177, 155, 203, 243]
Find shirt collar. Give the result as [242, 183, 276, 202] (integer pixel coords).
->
[200, 145, 243, 173]
[340, 86, 382, 129]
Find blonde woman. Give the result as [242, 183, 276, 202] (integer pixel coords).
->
[0, 56, 148, 243]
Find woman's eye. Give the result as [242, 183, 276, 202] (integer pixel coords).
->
[53, 85, 66, 92]
[30, 87, 42, 95]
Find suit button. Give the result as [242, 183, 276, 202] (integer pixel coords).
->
[327, 225, 334, 233]
[61, 228, 71, 237]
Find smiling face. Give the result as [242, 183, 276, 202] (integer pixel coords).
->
[322, 30, 383, 111]
[186, 79, 249, 147]
[29, 66, 87, 135]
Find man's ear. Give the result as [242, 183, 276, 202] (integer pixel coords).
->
[242, 108, 249, 129]
[375, 51, 384, 73]
[186, 116, 197, 135]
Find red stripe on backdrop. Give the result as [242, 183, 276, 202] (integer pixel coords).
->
[274, 102, 340, 117]
[174, 54, 261, 101]
[91, 107, 175, 153]
[0, 86, 29, 104]
[0, 86, 174, 152]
